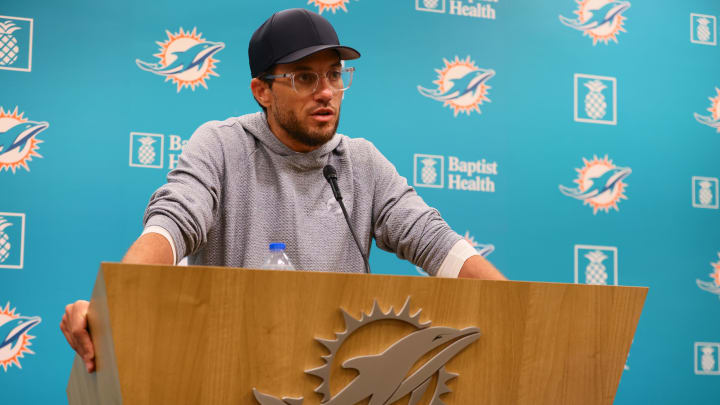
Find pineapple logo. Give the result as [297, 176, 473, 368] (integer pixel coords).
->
[0, 213, 24, 269]
[414, 154, 444, 188]
[692, 176, 719, 209]
[130, 132, 164, 169]
[0, 20, 21, 66]
[690, 14, 717, 46]
[0, 16, 32, 72]
[583, 80, 607, 119]
[0, 302, 41, 372]
[584, 250, 609, 285]
[574, 245, 617, 285]
[696, 252, 720, 300]
[560, 156, 631, 214]
[136, 27, 224, 92]
[574, 74, 616, 124]
[559, 0, 630, 45]
[418, 56, 494, 117]
[308, 0, 355, 14]
[0, 217, 13, 264]
[694, 87, 720, 132]
[416, 0, 446, 13]
[137, 137, 157, 165]
[421, 158, 438, 184]
[0, 107, 49, 173]
[694, 342, 720, 375]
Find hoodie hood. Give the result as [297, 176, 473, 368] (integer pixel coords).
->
[239, 112, 344, 170]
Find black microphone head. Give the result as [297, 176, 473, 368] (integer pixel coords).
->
[323, 164, 337, 180]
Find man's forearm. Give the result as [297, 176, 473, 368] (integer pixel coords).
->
[121, 232, 174, 265]
[458, 255, 507, 280]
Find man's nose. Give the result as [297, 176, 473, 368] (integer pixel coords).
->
[314, 76, 335, 102]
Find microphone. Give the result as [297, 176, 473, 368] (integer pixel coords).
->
[323, 164, 371, 274]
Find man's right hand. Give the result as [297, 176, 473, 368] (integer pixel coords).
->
[60, 300, 95, 373]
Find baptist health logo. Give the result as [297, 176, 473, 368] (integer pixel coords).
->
[418, 56, 495, 117]
[0, 213, 24, 269]
[692, 176, 719, 209]
[414, 154, 498, 192]
[691, 13, 717, 46]
[695, 342, 720, 375]
[129, 132, 188, 170]
[574, 74, 617, 125]
[0, 107, 49, 173]
[696, 252, 720, 300]
[575, 245, 617, 285]
[694, 87, 720, 132]
[136, 27, 224, 92]
[559, 1, 630, 45]
[560, 155, 630, 214]
[0, 302, 40, 371]
[0, 16, 32, 72]
[416, 0, 497, 20]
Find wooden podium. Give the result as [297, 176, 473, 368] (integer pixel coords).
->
[67, 263, 647, 405]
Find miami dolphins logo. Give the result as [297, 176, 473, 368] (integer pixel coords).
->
[694, 87, 720, 132]
[697, 253, 720, 299]
[136, 27, 224, 92]
[308, 0, 354, 14]
[0, 302, 41, 371]
[559, 0, 631, 45]
[0, 106, 49, 173]
[253, 298, 480, 405]
[559, 155, 631, 214]
[418, 56, 494, 117]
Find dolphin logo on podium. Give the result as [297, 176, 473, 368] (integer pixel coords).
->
[253, 298, 481, 404]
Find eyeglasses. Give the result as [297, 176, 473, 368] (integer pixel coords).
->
[263, 67, 355, 95]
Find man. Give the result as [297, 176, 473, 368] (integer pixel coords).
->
[60, 8, 506, 373]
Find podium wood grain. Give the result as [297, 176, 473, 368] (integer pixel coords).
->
[67, 262, 647, 405]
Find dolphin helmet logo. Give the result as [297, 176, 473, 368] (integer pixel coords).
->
[418, 56, 494, 117]
[0, 106, 49, 173]
[697, 253, 720, 299]
[0, 302, 41, 371]
[559, 0, 631, 45]
[309, 0, 354, 14]
[136, 27, 225, 92]
[559, 155, 631, 214]
[253, 298, 481, 404]
[694, 87, 720, 132]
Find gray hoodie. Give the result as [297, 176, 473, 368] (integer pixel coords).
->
[144, 112, 461, 275]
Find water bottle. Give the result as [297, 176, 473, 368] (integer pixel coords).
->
[259, 243, 296, 270]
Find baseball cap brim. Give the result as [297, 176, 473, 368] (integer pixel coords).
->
[275, 44, 361, 65]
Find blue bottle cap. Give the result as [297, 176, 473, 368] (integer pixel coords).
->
[269, 243, 286, 251]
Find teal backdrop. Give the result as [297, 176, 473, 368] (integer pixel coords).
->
[2, 0, 720, 403]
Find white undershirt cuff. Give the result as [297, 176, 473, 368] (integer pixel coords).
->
[142, 225, 177, 265]
[435, 239, 479, 278]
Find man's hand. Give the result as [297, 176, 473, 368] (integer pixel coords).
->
[60, 300, 95, 373]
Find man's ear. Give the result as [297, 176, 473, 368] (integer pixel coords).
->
[251, 78, 272, 109]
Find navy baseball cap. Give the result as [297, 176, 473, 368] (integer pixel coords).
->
[249, 8, 361, 78]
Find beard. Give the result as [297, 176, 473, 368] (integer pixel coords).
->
[271, 94, 340, 148]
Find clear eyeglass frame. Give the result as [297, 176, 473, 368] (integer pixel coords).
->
[263, 67, 355, 94]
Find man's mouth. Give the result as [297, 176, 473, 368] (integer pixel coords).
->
[310, 108, 335, 122]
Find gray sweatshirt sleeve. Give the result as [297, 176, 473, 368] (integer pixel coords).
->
[143, 123, 225, 259]
[368, 143, 462, 276]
